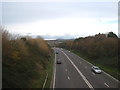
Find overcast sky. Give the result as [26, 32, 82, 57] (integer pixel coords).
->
[1, 0, 119, 39]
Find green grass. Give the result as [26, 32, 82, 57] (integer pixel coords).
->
[70, 49, 119, 81]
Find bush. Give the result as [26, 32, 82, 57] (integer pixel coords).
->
[59, 32, 119, 79]
[2, 28, 52, 88]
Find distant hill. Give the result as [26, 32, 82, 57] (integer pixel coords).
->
[46, 39, 74, 47]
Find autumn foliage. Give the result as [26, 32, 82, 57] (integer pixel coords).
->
[1, 27, 53, 88]
[59, 32, 119, 80]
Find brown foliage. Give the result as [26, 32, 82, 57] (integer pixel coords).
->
[2, 28, 52, 88]
[59, 33, 118, 59]
[2, 28, 51, 61]
[27, 37, 50, 57]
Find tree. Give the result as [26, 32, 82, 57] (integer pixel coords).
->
[107, 32, 118, 38]
[21, 37, 26, 41]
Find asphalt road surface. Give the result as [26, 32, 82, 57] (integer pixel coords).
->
[53, 48, 119, 89]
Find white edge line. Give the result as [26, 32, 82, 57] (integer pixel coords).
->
[71, 50, 119, 82]
[65, 69, 67, 72]
[102, 71, 119, 82]
[62, 51, 94, 90]
[53, 49, 56, 89]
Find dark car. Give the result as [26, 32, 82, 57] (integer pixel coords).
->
[92, 66, 102, 74]
[57, 59, 61, 64]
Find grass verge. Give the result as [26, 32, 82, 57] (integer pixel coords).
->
[44, 51, 55, 88]
[70, 49, 119, 81]
[29, 51, 55, 88]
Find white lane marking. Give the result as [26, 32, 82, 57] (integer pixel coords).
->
[65, 69, 67, 72]
[102, 71, 119, 82]
[62, 51, 94, 90]
[71, 50, 119, 82]
[104, 83, 109, 87]
[68, 76, 70, 80]
[53, 50, 56, 89]
[92, 72, 95, 75]
[85, 66, 87, 69]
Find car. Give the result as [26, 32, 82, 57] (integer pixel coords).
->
[57, 59, 61, 64]
[92, 66, 102, 74]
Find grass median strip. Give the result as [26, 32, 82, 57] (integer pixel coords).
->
[44, 53, 55, 88]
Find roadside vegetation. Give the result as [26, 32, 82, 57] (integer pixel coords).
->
[59, 32, 119, 80]
[1, 27, 54, 88]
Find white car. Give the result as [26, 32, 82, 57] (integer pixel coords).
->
[92, 66, 102, 74]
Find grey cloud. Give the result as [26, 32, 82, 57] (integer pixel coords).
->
[2, 2, 117, 25]
[31, 33, 89, 39]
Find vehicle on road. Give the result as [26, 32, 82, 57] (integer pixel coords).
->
[57, 59, 61, 64]
[92, 66, 102, 74]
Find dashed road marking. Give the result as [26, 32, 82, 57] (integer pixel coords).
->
[68, 76, 70, 80]
[71, 50, 119, 82]
[104, 83, 109, 87]
[62, 51, 94, 90]
[65, 69, 67, 72]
